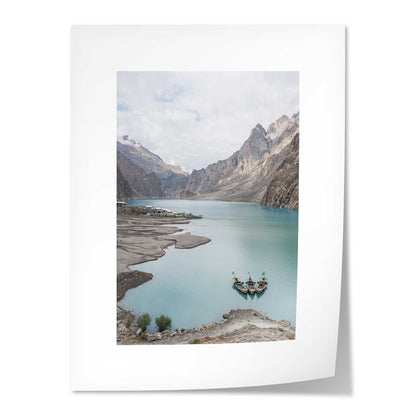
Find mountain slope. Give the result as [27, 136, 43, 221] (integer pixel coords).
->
[117, 165, 134, 200]
[117, 137, 188, 196]
[261, 132, 299, 210]
[181, 113, 299, 204]
[117, 150, 163, 199]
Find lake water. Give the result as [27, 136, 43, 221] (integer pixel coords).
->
[119, 199, 298, 332]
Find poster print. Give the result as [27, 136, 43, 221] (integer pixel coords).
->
[116, 71, 299, 345]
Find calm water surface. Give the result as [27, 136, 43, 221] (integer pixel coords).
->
[119, 199, 298, 332]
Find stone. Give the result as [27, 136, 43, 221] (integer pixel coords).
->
[147, 333, 162, 342]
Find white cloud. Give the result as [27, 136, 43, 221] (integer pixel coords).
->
[117, 72, 299, 171]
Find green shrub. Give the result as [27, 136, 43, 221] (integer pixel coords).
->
[136, 313, 151, 331]
[139, 333, 148, 341]
[189, 338, 201, 344]
[126, 318, 132, 328]
[155, 315, 172, 331]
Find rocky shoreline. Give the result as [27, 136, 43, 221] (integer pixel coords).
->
[117, 270, 153, 302]
[117, 308, 295, 344]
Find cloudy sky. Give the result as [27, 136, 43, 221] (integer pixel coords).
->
[117, 72, 299, 172]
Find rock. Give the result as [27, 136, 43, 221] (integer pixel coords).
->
[136, 328, 142, 335]
[147, 333, 162, 342]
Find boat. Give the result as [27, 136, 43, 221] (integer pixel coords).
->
[246, 274, 256, 295]
[232, 272, 248, 294]
[255, 272, 268, 294]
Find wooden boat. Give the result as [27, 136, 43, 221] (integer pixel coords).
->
[232, 274, 248, 294]
[246, 274, 256, 295]
[255, 273, 268, 294]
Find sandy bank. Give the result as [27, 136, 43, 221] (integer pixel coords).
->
[117, 309, 295, 344]
[117, 214, 211, 273]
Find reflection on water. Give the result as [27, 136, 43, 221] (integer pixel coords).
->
[119, 199, 298, 332]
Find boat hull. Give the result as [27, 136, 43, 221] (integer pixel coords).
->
[246, 278, 256, 295]
[233, 277, 248, 294]
[255, 278, 268, 294]
[235, 285, 248, 294]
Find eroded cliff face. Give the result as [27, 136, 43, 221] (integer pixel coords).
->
[261, 132, 299, 210]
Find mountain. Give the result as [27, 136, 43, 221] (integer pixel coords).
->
[261, 131, 299, 210]
[180, 113, 299, 205]
[117, 137, 188, 197]
[178, 189, 197, 199]
[117, 150, 163, 199]
[117, 165, 134, 200]
[116, 113, 299, 210]
[266, 115, 290, 140]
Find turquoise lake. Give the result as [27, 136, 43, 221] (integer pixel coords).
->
[118, 199, 298, 332]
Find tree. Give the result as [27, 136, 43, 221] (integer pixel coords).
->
[136, 313, 151, 331]
[155, 315, 172, 332]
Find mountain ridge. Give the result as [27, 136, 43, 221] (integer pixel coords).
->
[117, 138, 188, 197]
[117, 113, 299, 210]
[180, 113, 299, 205]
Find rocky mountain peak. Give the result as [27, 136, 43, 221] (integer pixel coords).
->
[234, 122, 271, 172]
[254, 123, 266, 133]
[242, 123, 268, 150]
[266, 114, 290, 140]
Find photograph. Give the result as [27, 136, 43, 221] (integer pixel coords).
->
[116, 71, 299, 344]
